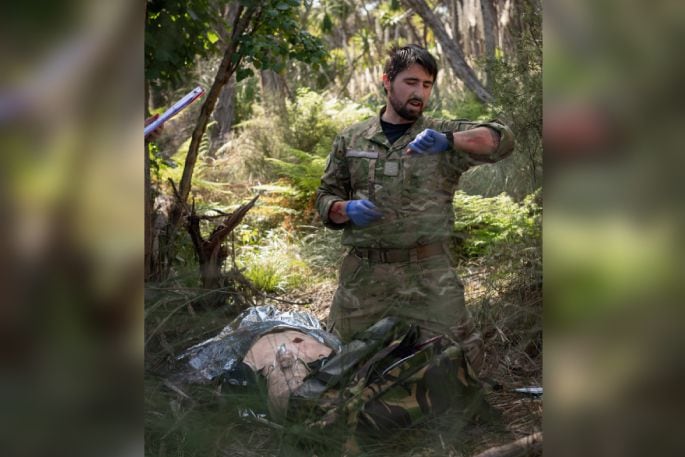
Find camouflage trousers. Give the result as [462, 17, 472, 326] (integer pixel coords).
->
[328, 249, 484, 372]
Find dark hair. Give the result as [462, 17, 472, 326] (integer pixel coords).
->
[384, 44, 438, 83]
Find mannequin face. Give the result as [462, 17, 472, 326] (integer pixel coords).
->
[383, 63, 434, 123]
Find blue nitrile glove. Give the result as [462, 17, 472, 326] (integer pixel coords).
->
[407, 128, 449, 154]
[346, 200, 382, 227]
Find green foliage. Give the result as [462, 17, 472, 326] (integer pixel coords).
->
[147, 0, 327, 97]
[453, 190, 541, 258]
[233, 75, 259, 125]
[212, 90, 372, 220]
[227, 222, 344, 294]
[265, 147, 327, 199]
[147, 142, 165, 183]
[236, 228, 314, 293]
[145, 0, 219, 87]
[233, 0, 327, 80]
[285, 88, 339, 155]
[321, 13, 333, 33]
[156, 124, 213, 187]
[486, 0, 542, 129]
[429, 91, 490, 123]
[258, 90, 373, 215]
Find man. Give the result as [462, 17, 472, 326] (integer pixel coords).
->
[315, 45, 514, 372]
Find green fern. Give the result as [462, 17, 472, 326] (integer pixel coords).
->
[265, 146, 326, 198]
[453, 190, 541, 257]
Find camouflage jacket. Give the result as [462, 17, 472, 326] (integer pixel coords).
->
[315, 108, 515, 248]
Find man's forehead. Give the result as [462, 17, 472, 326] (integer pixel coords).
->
[393, 64, 434, 82]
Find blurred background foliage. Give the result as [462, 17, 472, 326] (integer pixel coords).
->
[145, 0, 542, 283]
[0, 0, 544, 455]
[143, 1, 542, 456]
[3, 0, 684, 454]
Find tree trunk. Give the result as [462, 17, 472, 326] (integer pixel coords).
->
[480, 0, 498, 92]
[405, 14, 424, 47]
[210, 2, 242, 151]
[404, 0, 493, 104]
[144, 79, 152, 280]
[260, 69, 288, 116]
[481, 0, 498, 61]
[211, 73, 237, 148]
[169, 4, 257, 230]
[448, 0, 463, 47]
[497, 0, 514, 55]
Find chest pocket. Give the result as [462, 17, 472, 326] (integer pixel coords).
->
[346, 149, 379, 199]
[403, 153, 445, 195]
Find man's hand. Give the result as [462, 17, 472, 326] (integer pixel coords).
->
[406, 128, 449, 155]
[345, 200, 382, 227]
[145, 114, 164, 142]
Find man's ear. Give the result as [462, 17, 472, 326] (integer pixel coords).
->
[382, 74, 391, 92]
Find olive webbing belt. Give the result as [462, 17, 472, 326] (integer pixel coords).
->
[352, 242, 445, 263]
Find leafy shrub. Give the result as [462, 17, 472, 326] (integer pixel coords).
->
[209, 90, 371, 196]
[453, 190, 541, 258]
[285, 88, 338, 156]
[286, 87, 374, 155]
[430, 91, 490, 122]
[265, 148, 327, 201]
[236, 228, 314, 293]
[259, 90, 373, 221]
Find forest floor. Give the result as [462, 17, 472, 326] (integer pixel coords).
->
[277, 275, 543, 456]
[145, 267, 542, 457]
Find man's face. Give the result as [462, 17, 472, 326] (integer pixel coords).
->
[383, 64, 434, 122]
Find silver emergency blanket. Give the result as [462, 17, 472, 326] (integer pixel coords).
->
[174, 305, 342, 384]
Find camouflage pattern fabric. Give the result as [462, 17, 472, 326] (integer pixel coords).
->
[327, 248, 470, 341]
[316, 109, 514, 246]
[291, 320, 486, 435]
[357, 342, 485, 433]
[316, 108, 514, 352]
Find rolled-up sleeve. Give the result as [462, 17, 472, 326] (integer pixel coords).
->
[456, 119, 515, 165]
[315, 135, 350, 229]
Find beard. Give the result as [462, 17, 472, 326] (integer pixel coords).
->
[388, 87, 424, 121]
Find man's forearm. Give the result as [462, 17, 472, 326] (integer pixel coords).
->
[452, 126, 500, 156]
[329, 200, 349, 224]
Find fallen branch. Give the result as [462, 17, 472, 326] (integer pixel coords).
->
[188, 195, 259, 288]
[471, 432, 542, 457]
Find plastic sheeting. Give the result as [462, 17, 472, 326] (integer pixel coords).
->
[174, 305, 342, 385]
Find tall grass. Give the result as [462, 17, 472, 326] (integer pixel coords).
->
[146, 84, 541, 457]
[236, 229, 313, 293]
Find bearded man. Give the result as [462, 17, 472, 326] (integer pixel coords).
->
[315, 44, 514, 372]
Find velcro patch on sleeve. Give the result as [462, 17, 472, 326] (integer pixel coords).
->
[346, 150, 379, 159]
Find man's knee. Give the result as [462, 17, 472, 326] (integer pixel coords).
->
[449, 319, 484, 375]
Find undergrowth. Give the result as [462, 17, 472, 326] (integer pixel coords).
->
[236, 228, 313, 293]
[146, 86, 541, 457]
[145, 186, 542, 456]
